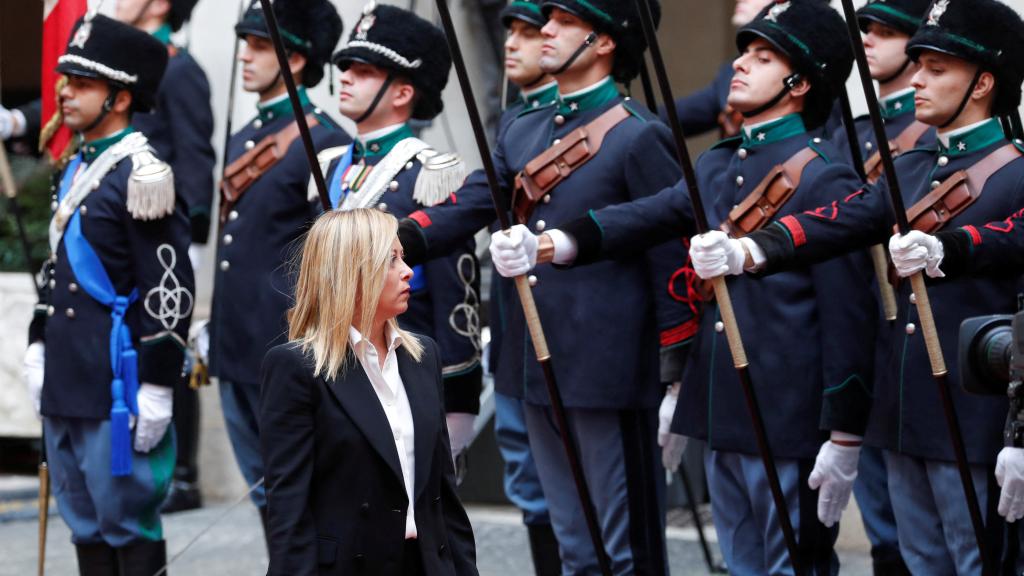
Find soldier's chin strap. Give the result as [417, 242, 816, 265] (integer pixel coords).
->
[878, 57, 911, 84]
[939, 67, 985, 129]
[741, 72, 803, 119]
[354, 74, 396, 125]
[78, 85, 122, 136]
[551, 32, 598, 76]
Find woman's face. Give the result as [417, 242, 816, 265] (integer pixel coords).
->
[375, 237, 413, 321]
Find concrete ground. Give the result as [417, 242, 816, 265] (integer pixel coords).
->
[0, 477, 874, 576]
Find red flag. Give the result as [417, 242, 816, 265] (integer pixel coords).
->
[41, 0, 87, 163]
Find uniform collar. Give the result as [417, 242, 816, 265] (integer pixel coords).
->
[355, 123, 414, 158]
[879, 87, 915, 121]
[937, 117, 1003, 156]
[741, 114, 805, 148]
[152, 24, 172, 46]
[257, 87, 310, 123]
[522, 81, 559, 110]
[557, 76, 619, 116]
[80, 126, 136, 162]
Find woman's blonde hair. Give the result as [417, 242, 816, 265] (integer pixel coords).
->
[288, 209, 423, 379]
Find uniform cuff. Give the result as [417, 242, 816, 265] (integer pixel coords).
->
[138, 335, 187, 387]
[558, 213, 603, 267]
[747, 225, 796, 272]
[659, 343, 690, 383]
[547, 229, 578, 265]
[935, 228, 973, 278]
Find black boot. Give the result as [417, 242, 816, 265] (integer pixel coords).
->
[162, 379, 201, 514]
[116, 539, 167, 576]
[527, 522, 561, 576]
[75, 542, 119, 576]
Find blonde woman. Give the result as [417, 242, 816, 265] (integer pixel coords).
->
[259, 209, 478, 576]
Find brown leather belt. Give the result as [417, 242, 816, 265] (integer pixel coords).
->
[864, 120, 930, 184]
[512, 104, 631, 224]
[219, 112, 320, 223]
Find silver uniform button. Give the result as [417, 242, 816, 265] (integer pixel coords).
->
[931, 180, 941, 190]
[65, 308, 75, 319]
[51, 200, 59, 211]
[813, 137, 822, 144]
[405, 161, 414, 170]
[219, 260, 230, 272]
[223, 234, 233, 246]
[543, 194, 551, 204]
[228, 210, 239, 221]
[735, 175, 745, 187]
[865, 141, 874, 151]
[48, 279, 56, 289]
[244, 140, 255, 151]
[554, 115, 566, 125]
[47, 306, 55, 317]
[535, 220, 546, 232]
[377, 202, 388, 212]
[905, 323, 916, 335]
[528, 275, 538, 287]
[937, 156, 949, 167]
[909, 293, 917, 304]
[79, 205, 87, 216]
[553, 139, 561, 146]
[738, 148, 748, 160]
[389, 181, 399, 192]
[254, 119, 263, 129]
[313, 107, 322, 115]
[69, 282, 78, 294]
[714, 321, 725, 333]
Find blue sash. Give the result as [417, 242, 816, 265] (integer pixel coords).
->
[59, 154, 140, 477]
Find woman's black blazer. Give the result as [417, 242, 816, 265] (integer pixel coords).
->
[259, 336, 478, 576]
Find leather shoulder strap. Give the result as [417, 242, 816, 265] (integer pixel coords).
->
[864, 120, 930, 184]
[512, 104, 631, 224]
[722, 146, 820, 237]
[219, 113, 320, 223]
[907, 143, 1022, 233]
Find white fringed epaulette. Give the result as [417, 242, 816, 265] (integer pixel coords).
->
[127, 147, 175, 221]
[413, 149, 466, 207]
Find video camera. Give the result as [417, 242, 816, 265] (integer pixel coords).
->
[959, 295, 1024, 446]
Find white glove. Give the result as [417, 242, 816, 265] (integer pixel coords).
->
[446, 412, 476, 459]
[0, 105, 25, 140]
[188, 244, 204, 273]
[658, 384, 679, 447]
[189, 319, 210, 365]
[689, 231, 747, 279]
[489, 225, 539, 278]
[134, 383, 173, 453]
[996, 447, 1024, 522]
[889, 231, 945, 278]
[807, 437, 861, 527]
[22, 342, 45, 417]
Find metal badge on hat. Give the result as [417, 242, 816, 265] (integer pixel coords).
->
[927, 0, 950, 26]
[765, 1, 791, 22]
[69, 12, 96, 49]
[356, 2, 377, 41]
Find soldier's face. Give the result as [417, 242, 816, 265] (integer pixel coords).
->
[863, 22, 914, 81]
[911, 51, 993, 126]
[239, 35, 283, 94]
[375, 237, 413, 322]
[727, 39, 797, 114]
[505, 20, 546, 88]
[337, 62, 414, 123]
[538, 8, 598, 74]
[733, 0, 773, 27]
[59, 76, 114, 131]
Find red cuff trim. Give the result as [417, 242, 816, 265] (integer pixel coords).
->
[409, 210, 432, 229]
[661, 318, 699, 347]
[963, 225, 982, 246]
[780, 215, 807, 247]
[449, 193, 458, 204]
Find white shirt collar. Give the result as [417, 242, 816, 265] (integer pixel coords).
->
[743, 114, 785, 138]
[937, 117, 993, 148]
[257, 91, 290, 110]
[348, 324, 403, 355]
[357, 122, 407, 148]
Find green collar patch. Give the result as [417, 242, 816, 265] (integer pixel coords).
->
[939, 118, 1004, 157]
[557, 77, 620, 116]
[522, 82, 559, 110]
[355, 124, 415, 158]
[152, 24, 172, 46]
[81, 126, 136, 162]
[741, 114, 806, 148]
[880, 89, 915, 120]
[258, 87, 310, 123]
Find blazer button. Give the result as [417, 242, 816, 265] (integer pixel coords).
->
[354, 553, 365, 562]
[439, 544, 447, 555]
[360, 502, 370, 515]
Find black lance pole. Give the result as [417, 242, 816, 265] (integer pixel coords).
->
[838, 0, 989, 567]
[221, 0, 247, 181]
[431, 0, 612, 573]
[256, 0, 330, 210]
[636, 59, 725, 576]
[836, 90, 898, 321]
[631, 0, 804, 573]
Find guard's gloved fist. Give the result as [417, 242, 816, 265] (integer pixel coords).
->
[690, 230, 746, 279]
[889, 231, 945, 278]
[22, 342, 45, 417]
[808, 435, 862, 528]
[134, 383, 173, 453]
[658, 384, 685, 472]
[446, 412, 476, 459]
[996, 447, 1024, 522]
[0, 105, 26, 140]
[490, 224, 539, 278]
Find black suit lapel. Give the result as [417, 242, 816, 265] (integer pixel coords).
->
[324, 355, 405, 485]
[397, 346, 440, 502]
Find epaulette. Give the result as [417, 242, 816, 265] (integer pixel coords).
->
[413, 149, 466, 207]
[807, 137, 830, 164]
[709, 135, 743, 150]
[127, 147, 175, 221]
[516, 101, 556, 119]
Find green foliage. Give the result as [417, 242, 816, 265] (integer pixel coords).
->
[0, 154, 53, 273]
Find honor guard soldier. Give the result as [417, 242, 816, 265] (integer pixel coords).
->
[209, 0, 349, 536]
[112, 0, 217, 514]
[490, 1, 879, 573]
[322, 2, 483, 461]
[688, 0, 1024, 571]
[21, 13, 193, 575]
